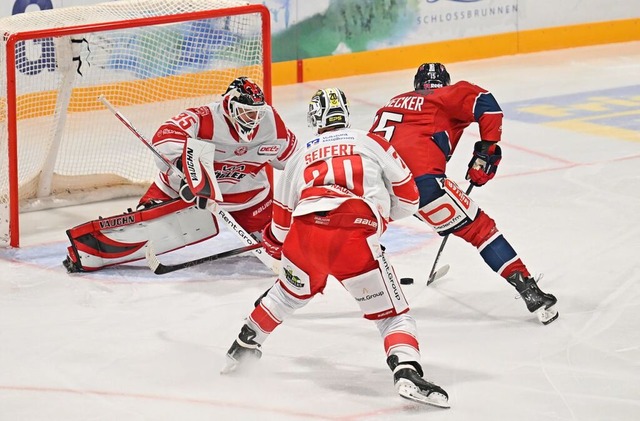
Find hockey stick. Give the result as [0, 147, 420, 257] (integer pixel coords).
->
[98, 95, 279, 274]
[426, 184, 474, 286]
[146, 241, 263, 275]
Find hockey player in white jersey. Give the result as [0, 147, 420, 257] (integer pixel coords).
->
[221, 88, 450, 408]
[63, 77, 298, 272]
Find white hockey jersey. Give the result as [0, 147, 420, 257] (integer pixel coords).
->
[271, 128, 419, 242]
[151, 102, 298, 211]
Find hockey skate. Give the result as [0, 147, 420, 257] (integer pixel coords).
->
[507, 272, 558, 325]
[221, 324, 262, 374]
[386, 356, 450, 408]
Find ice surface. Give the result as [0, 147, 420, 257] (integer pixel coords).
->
[1, 42, 639, 420]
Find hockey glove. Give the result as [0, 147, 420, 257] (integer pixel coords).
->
[261, 224, 283, 260]
[466, 140, 502, 187]
[179, 180, 207, 209]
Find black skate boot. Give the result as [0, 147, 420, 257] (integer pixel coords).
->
[386, 355, 449, 408]
[221, 324, 262, 374]
[507, 271, 558, 325]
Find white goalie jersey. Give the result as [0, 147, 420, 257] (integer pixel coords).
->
[151, 102, 298, 211]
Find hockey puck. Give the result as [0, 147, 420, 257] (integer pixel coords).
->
[400, 277, 414, 285]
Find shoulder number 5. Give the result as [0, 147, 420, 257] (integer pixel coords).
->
[371, 111, 404, 141]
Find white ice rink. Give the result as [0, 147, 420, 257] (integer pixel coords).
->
[1, 42, 640, 420]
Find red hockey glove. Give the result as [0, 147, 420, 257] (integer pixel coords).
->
[179, 180, 207, 209]
[261, 224, 283, 260]
[466, 140, 502, 187]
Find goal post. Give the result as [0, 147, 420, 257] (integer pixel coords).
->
[0, 0, 271, 247]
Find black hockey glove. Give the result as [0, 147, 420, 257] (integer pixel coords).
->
[466, 140, 502, 187]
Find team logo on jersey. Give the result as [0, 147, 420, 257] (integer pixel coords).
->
[234, 146, 248, 156]
[257, 145, 280, 155]
[215, 164, 247, 181]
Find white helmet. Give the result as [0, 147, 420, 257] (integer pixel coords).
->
[222, 77, 268, 142]
[307, 88, 350, 133]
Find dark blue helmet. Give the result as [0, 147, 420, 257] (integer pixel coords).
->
[414, 62, 451, 90]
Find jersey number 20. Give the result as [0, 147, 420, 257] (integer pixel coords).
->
[304, 155, 365, 196]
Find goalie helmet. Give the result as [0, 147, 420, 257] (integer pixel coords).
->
[413, 62, 451, 90]
[307, 88, 350, 133]
[222, 77, 268, 142]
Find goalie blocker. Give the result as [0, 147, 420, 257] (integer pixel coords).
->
[63, 199, 219, 272]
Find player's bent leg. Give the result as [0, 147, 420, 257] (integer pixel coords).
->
[222, 281, 312, 374]
[63, 199, 219, 272]
[454, 211, 559, 324]
[452, 210, 529, 276]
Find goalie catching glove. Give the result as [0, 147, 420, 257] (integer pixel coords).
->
[261, 224, 283, 260]
[466, 140, 502, 187]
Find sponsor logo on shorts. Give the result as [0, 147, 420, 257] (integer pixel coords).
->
[354, 217, 377, 228]
[355, 288, 384, 302]
[444, 179, 470, 208]
[252, 200, 272, 217]
[284, 266, 304, 288]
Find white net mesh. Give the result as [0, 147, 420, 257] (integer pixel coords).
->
[0, 0, 267, 246]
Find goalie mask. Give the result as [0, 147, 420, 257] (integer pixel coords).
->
[307, 88, 350, 133]
[222, 77, 268, 142]
[414, 62, 451, 90]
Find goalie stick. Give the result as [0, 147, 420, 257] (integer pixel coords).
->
[98, 95, 279, 275]
[426, 184, 474, 286]
[146, 241, 263, 275]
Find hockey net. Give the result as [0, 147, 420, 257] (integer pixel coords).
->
[0, 0, 270, 247]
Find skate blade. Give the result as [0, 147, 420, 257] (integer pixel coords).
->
[220, 355, 239, 375]
[396, 380, 450, 408]
[536, 305, 559, 325]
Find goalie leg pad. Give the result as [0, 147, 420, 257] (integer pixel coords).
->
[416, 178, 479, 235]
[64, 199, 219, 272]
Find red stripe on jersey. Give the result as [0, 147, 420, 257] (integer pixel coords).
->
[192, 107, 214, 140]
[272, 199, 292, 230]
[478, 113, 502, 142]
[152, 123, 188, 145]
[366, 132, 391, 150]
[249, 303, 281, 334]
[383, 331, 419, 355]
[392, 179, 419, 205]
